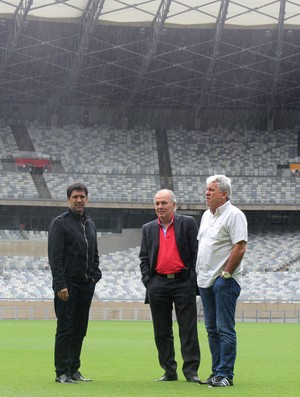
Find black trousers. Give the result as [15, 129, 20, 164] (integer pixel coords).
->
[147, 275, 200, 378]
[54, 281, 95, 376]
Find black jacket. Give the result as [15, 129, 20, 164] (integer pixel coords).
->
[48, 208, 102, 292]
[139, 214, 198, 301]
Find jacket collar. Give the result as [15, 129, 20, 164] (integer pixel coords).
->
[68, 207, 88, 221]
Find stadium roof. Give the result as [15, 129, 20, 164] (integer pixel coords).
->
[1, 0, 300, 26]
[0, 0, 300, 114]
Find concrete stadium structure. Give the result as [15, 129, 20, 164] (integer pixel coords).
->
[0, 1, 300, 321]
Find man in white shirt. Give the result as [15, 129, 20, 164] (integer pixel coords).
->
[196, 175, 247, 387]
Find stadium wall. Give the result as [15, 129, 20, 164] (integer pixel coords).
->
[1, 300, 300, 323]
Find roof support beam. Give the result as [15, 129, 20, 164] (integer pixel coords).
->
[56, 0, 106, 106]
[68, 0, 106, 86]
[195, 0, 229, 126]
[125, 0, 172, 112]
[2, 0, 33, 67]
[267, 0, 286, 132]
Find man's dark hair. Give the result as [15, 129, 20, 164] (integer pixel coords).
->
[67, 183, 88, 198]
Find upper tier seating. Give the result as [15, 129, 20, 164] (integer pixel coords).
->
[168, 128, 300, 205]
[0, 171, 38, 199]
[168, 128, 295, 177]
[1, 124, 300, 205]
[28, 125, 159, 175]
[43, 173, 160, 202]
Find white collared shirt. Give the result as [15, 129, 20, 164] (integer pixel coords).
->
[196, 200, 248, 288]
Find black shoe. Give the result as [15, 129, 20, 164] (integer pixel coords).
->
[55, 374, 77, 384]
[202, 373, 216, 385]
[155, 374, 178, 381]
[186, 375, 202, 384]
[210, 376, 233, 387]
[71, 371, 92, 382]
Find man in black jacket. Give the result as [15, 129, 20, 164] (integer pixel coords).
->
[139, 189, 201, 383]
[48, 182, 102, 384]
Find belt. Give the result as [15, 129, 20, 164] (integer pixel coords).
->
[155, 272, 181, 279]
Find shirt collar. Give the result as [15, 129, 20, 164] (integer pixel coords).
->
[212, 200, 231, 215]
[158, 213, 174, 227]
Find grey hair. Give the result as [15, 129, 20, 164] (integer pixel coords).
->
[153, 189, 177, 204]
[206, 175, 232, 198]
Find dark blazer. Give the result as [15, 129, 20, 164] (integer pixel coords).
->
[139, 213, 198, 302]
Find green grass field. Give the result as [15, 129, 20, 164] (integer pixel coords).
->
[0, 320, 299, 397]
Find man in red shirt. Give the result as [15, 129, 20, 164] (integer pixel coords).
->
[139, 189, 201, 383]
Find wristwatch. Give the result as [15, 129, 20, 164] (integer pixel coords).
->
[221, 271, 231, 279]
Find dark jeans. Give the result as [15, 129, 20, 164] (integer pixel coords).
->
[148, 275, 200, 379]
[54, 281, 95, 376]
[199, 276, 241, 380]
